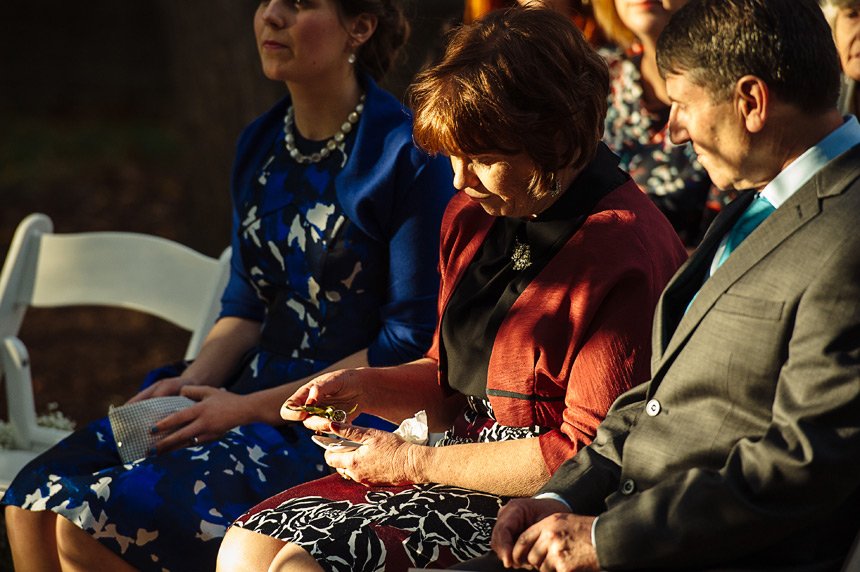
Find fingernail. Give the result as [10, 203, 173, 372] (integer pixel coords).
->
[330, 421, 342, 431]
[149, 446, 157, 455]
[150, 426, 159, 434]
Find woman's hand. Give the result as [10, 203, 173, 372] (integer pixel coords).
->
[125, 375, 197, 404]
[315, 421, 429, 487]
[147, 386, 254, 455]
[280, 368, 368, 423]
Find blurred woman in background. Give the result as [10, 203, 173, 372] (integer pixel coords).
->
[593, 0, 722, 247]
[464, 0, 603, 43]
[822, 0, 860, 116]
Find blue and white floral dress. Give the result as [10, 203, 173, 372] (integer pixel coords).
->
[1, 76, 454, 572]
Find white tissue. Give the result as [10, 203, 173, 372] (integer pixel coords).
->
[393, 410, 429, 445]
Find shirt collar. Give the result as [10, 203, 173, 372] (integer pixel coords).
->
[762, 115, 860, 208]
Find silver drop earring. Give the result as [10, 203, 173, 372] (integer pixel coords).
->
[548, 173, 563, 198]
[348, 53, 356, 65]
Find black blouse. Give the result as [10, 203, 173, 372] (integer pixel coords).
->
[439, 143, 628, 400]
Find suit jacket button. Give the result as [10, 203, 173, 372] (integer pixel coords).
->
[646, 399, 661, 416]
[621, 479, 636, 495]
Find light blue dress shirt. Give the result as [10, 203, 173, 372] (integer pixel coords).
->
[708, 115, 860, 277]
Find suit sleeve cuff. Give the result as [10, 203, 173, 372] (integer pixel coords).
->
[533, 492, 571, 510]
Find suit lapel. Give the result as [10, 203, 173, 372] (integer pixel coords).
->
[650, 190, 754, 369]
[651, 143, 860, 385]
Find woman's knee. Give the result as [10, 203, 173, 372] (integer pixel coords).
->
[269, 543, 325, 572]
[4, 506, 62, 571]
[6, 504, 50, 527]
[217, 525, 287, 572]
[55, 516, 138, 572]
[5, 505, 58, 547]
[54, 515, 87, 562]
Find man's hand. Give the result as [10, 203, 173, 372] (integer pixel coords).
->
[492, 498, 600, 571]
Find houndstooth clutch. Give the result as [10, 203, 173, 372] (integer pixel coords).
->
[108, 396, 194, 463]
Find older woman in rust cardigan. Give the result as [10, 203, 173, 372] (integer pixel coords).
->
[216, 7, 687, 572]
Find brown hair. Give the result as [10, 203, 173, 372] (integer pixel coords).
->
[657, 0, 841, 112]
[408, 6, 609, 196]
[337, 0, 409, 81]
[590, 0, 636, 47]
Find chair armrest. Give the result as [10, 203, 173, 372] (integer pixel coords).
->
[0, 449, 41, 493]
[0, 336, 72, 452]
[1, 336, 38, 450]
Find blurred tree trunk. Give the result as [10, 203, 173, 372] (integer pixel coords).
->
[154, 1, 286, 257]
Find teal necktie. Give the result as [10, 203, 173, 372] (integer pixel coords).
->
[715, 193, 776, 269]
[685, 193, 775, 314]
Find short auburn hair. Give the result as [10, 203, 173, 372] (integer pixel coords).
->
[408, 6, 609, 196]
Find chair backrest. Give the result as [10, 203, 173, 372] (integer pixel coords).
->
[842, 530, 860, 572]
[0, 213, 230, 464]
[0, 213, 230, 359]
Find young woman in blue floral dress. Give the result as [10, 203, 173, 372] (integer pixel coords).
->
[1, 1, 454, 571]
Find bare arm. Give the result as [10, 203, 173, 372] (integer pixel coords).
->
[323, 422, 551, 497]
[295, 358, 553, 496]
[243, 348, 372, 427]
[151, 347, 372, 453]
[283, 357, 465, 431]
[180, 316, 262, 386]
[128, 316, 262, 403]
[413, 435, 552, 496]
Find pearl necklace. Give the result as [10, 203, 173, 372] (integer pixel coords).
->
[283, 94, 366, 164]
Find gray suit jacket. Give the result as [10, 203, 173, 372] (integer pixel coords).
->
[540, 143, 860, 571]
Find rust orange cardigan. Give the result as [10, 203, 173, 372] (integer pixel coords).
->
[426, 181, 687, 473]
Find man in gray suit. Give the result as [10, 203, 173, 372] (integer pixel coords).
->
[479, 0, 860, 570]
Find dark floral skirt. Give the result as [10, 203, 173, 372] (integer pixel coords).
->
[234, 402, 548, 572]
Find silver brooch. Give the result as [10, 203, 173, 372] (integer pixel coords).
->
[511, 239, 532, 270]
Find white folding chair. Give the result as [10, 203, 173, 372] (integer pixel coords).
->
[0, 213, 230, 491]
[842, 530, 860, 572]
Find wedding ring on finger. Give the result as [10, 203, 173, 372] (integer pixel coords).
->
[337, 468, 350, 480]
[191, 436, 199, 446]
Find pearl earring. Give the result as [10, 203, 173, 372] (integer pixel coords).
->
[348, 53, 356, 65]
